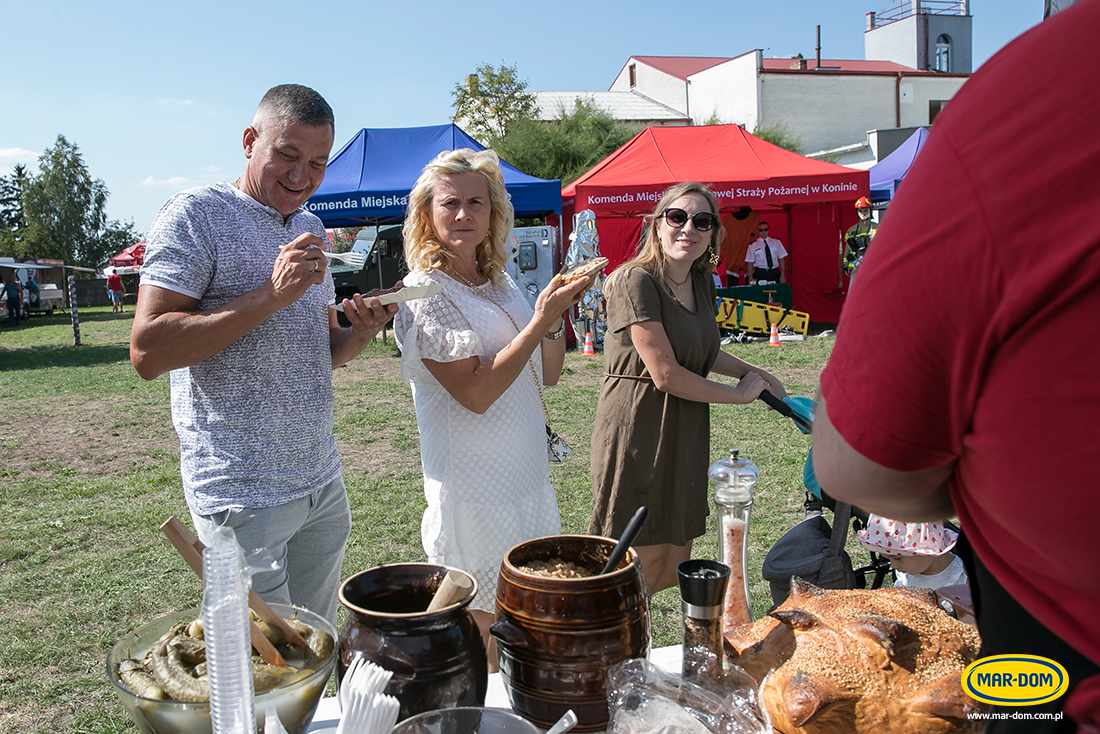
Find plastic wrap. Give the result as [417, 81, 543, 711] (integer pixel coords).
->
[566, 209, 607, 348]
[606, 658, 769, 734]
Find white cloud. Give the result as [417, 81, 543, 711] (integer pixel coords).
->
[158, 98, 194, 106]
[139, 175, 189, 187]
[0, 147, 40, 171]
[201, 165, 222, 173]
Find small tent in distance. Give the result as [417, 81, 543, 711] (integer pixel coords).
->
[868, 128, 930, 204]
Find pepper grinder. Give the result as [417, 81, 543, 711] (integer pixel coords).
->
[677, 559, 730, 686]
[708, 448, 759, 636]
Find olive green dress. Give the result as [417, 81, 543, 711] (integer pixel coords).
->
[588, 266, 721, 547]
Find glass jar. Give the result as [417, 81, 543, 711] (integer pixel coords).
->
[709, 448, 759, 634]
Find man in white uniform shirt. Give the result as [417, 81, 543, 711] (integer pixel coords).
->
[744, 222, 788, 284]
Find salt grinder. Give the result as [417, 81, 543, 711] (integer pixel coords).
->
[709, 448, 759, 636]
[677, 559, 730, 686]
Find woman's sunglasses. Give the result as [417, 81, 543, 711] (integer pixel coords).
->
[661, 208, 717, 232]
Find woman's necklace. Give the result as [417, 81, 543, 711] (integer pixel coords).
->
[664, 269, 694, 308]
[447, 266, 486, 288]
[666, 269, 691, 288]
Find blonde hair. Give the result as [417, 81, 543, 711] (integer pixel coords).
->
[402, 148, 513, 283]
[606, 182, 724, 294]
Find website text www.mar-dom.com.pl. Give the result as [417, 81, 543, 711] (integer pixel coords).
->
[968, 711, 1065, 722]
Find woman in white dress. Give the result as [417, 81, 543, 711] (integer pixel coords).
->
[394, 148, 591, 663]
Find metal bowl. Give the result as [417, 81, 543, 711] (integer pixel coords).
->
[105, 603, 336, 734]
[391, 707, 540, 734]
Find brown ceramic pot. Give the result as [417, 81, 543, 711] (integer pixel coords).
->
[338, 563, 488, 722]
[491, 535, 651, 732]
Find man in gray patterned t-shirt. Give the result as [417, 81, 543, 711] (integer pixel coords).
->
[131, 84, 396, 624]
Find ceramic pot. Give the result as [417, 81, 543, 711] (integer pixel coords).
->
[338, 563, 488, 722]
[491, 535, 651, 732]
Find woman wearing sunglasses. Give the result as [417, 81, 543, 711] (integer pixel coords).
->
[588, 181, 787, 595]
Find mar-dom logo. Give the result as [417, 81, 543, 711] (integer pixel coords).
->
[962, 655, 1069, 706]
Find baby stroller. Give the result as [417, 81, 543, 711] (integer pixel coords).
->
[756, 395, 893, 606]
[758, 394, 974, 625]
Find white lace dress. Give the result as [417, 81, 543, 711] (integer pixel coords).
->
[394, 269, 561, 612]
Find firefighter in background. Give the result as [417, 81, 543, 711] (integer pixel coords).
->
[840, 196, 877, 286]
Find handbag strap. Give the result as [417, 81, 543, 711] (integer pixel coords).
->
[828, 501, 852, 559]
[447, 271, 554, 428]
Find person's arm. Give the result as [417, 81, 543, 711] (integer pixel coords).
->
[130, 233, 327, 380]
[328, 293, 399, 368]
[812, 390, 957, 521]
[779, 255, 787, 283]
[630, 321, 765, 404]
[745, 261, 755, 282]
[711, 349, 786, 398]
[540, 319, 567, 387]
[423, 276, 590, 414]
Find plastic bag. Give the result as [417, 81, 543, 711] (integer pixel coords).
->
[606, 658, 770, 734]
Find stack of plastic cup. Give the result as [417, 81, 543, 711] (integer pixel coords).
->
[202, 539, 255, 734]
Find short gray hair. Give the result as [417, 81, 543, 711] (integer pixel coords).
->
[252, 84, 334, 133]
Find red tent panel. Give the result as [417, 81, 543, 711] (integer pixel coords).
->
[109, 240, 146, 268]
[562, 126, 867, 322]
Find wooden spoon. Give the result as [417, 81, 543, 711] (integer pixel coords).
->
[160, 516, 309, 665]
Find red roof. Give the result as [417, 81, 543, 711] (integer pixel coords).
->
[625, 55, 923, 82]
[762, 58, 921, 72]
[628, 56, 733, 80]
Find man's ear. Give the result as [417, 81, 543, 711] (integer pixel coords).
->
[243, 126, 258, 158]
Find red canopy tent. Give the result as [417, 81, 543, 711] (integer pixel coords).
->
[109, 240, 146, 269]
[562, 125, 869, 322]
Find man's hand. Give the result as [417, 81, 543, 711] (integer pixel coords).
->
[328, 292, 399, 368]
[269, 233, 327, 307]
[338, 293, 398, 335]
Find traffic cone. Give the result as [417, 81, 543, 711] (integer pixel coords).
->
[582, 332, 596, 356]
[767, 323, 781, 347]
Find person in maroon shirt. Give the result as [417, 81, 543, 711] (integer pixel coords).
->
[106, 268, 125, 313]
[813, 2, 1100, 730]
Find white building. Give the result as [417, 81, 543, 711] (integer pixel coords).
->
[538, 1, 973, 168]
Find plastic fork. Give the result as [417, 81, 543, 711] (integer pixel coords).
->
[337, 689, 399, 734]
[335, 690, 366, 734]
[338, 657, 362, 711]
[340, 657, 393, 711]
[322, 250, 368, 269]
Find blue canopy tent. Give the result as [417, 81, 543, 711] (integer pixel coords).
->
[868, 128, 930, 203]
[305, 124, 562, 227]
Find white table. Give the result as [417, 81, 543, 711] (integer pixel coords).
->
[307, 645, 683, 732]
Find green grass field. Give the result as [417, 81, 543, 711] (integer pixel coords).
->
[0, 307, 850, 733]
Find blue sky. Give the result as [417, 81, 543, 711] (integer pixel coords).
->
[1, 0, 1043, 235]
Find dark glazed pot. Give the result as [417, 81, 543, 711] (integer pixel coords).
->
[338, 563, 488, 722]
[491, 535, 651, 732]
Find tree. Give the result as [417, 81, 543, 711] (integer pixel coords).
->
[490, 98, 641, 186]
[329, 227, 361, 253]
[752, 121, 805, 155]
[452, 63, 538, 143]
[0, 164, 30, 231]
[0, 164, 32, 258]
[20, 135, 110, 268]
